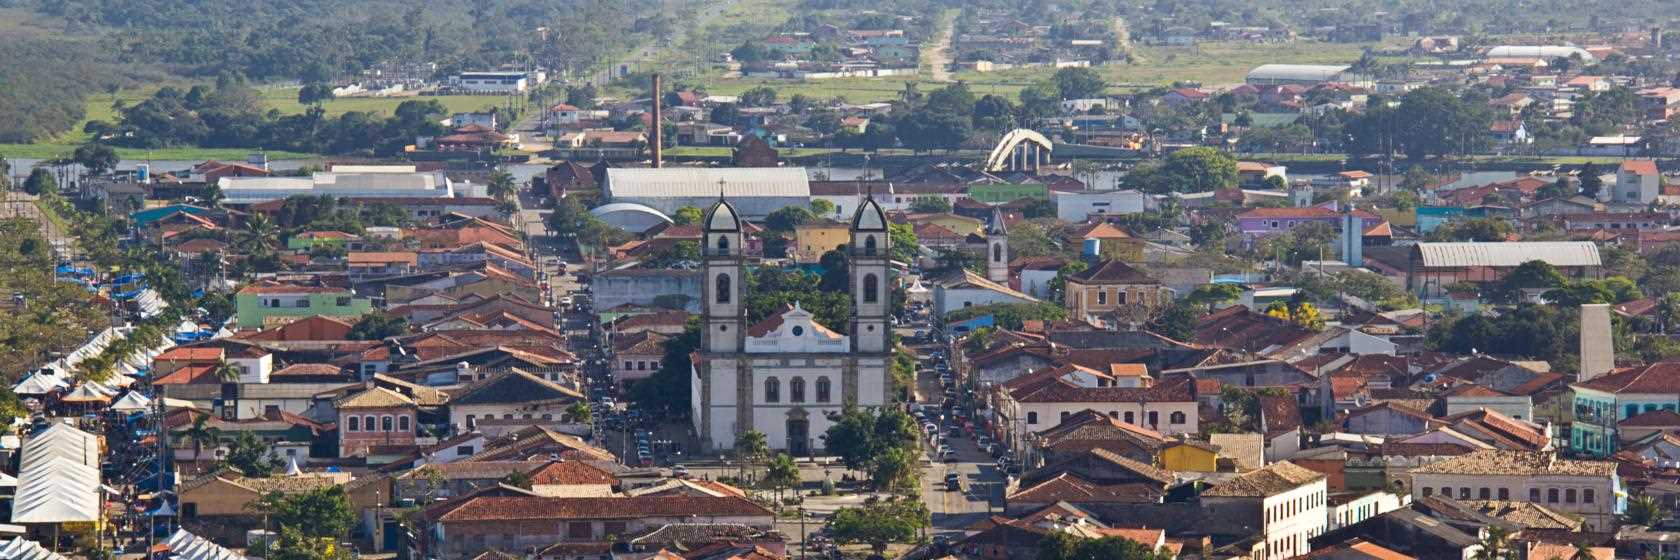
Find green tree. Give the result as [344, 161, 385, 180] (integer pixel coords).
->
[764, 206, 815, 231]
[764, 453, 800, 501]
[1150, 301, 1202, 342]
[1183, 283, 1242, 312]
[297, 84, 336, 107]
[211, 358, 241, 383]
[672, 206, 704, 225]
[973, 94, 1017, 130]
[1496, 260, 1568, 303]
[1040, 532, 1171, 560]
[628, 320, 699, 417]
[1017, 82, 1061, 123]
[73, 143, 119, 176]
[1052, 67, 1105, 100]
[22, 168, 56, 196]
[1474, 526, 1516, 560]
[827, 498, 931, 554]
[1579, 162, 1604, 199]
[254, 526, 353, 560]
[1427, 217, 1513, 242]
[258, 486, 355, 538]
[348, 312, 409, 340]
[500, 470, 535, 489]
[740, 86, 778, 107]
[487, 169, 518, 201]
[888, 222, 919, 263]
[809, 199, 836, 215]
[181, 414, 222, 464]
[565, 401, 592, 424]
[735, 429, 769, 465]
[1154, 147, 1238, 193]
[908, 197, 951, 213]
[1627, 493, 1663, 526]
[223, 430, 277, 477]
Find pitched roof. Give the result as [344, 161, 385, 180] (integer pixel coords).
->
[1409, 450, 1615, 477]
[1622, 160, 1660, 176]
[1006, 472, 1163, 504]
[450, 370, 583, 406]
[1066, 260, 1157, 285]
[335, 386, 417, 409]
[1620, 409, 1680, 427]
[1573, 362, 1680, 394]
[427, 495, 770, 522]
[1202, 461, 1324, 497]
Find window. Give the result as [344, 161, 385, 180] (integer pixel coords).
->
[1170, 411, 1186, 425]
[1060, 411, 1070, 422]
[1097, 291, 1107, 305]
[336, 296, 351, 306]
[624, 361, 633, 370]
[1117, 291, 1127, 305]
[382, 415, 394, 431]
[567, 522, 592, 539]
[1584, 489, 1595, 503]
[1027, 412, 1039, 424]
[1531, 488, 1541, 501]
[765, 377, 780, 402]
[1458, 487, 1470, 499]
[1124, 411, 1134, 424]
[296, 299, 311, 308]
[1627, 404, 1640, 418]
[1566, 489, 1576, 503]
[364, 415, 376, 432]
[864, 236, 878, 256]
[1147, 411, 1158, 426]
[1548, 488, 1559, 503]
[465, 415, 475, 429]
[347, 416, 360, 432]
[816, 377, 831, 402]
[1479, 488, 1490, 499]
[1498, 488, 1509, 500]
[399, 416, 410, 431]
[790, 378, 806, 402]
[456, 445, 475, 455]
[717, 235, 730, 254]
[716, 274, 732, 304]
[863, 274, 879, 304]
[992, 243, 1002, 262]
[1423, 487, 1434, 497]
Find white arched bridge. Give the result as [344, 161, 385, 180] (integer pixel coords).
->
[984, 129, 1053, 173]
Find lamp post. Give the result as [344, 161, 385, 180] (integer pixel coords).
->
[798, 506, 808, 560]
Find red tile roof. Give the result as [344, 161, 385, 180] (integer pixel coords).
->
[1574, 362, 1680, 394]
[1622, 160, 1660, 176]
[155, 347, 225, 362]
[429, 495, 771, 522]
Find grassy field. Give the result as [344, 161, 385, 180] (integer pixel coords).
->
[692, 40, 1398, 104]
[0, 86, 509, 161]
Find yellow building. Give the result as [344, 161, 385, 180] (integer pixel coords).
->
[1064, 260, 1172, 324]
[793, 221, 851, 263]
[922, 213, 984, 237]
[1160, 440, 1219, 472]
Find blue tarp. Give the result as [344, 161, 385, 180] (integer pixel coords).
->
[946, 314, 995, 334]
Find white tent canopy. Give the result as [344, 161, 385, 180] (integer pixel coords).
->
[11, 374, 66, 396]
[10, 424, 101, 524]
[0, 537, 69, 560]
[111, 392, 153, 413]
[163, 529, 248, 560]
[59, 384, 113, 404]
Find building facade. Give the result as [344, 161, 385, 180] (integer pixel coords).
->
[690, 197, 892, 453]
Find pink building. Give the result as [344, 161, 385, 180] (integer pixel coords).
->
[336, 386, 419, 458]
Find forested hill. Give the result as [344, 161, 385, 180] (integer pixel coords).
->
[0, 0, 661, 143]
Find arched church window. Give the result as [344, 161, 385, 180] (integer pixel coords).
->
[993, 243, 1002, 261]
[864, 235, 878, 256]
[863, 274, 879, 303]
[765, 377, 779, 402]
[716, 274, 731, 304]
[816, 377, 831, 402]
[790, 378, 805, 402]
[717, 235, 730, 254]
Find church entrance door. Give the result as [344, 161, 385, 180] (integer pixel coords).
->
[787, 417, 810, 456]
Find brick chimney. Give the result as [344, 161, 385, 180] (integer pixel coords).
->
[650, 73, 663, 168]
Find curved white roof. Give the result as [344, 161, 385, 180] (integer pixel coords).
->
[1415, 241, 1600, 268]
[1486, 45, 1594, 62]
[1246, 64, 1353, 82]
[590, 202, 674, 234]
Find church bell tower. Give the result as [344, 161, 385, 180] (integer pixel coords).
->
[702, 198, 746, 353]
[850, 195, 890, 353]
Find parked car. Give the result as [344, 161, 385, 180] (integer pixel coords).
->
[671, 465, 690, 478]
[941, 449, 957, 462]
[944, 473, 961, 491]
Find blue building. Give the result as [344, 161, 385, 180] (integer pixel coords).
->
[1570, 363, 1680, 456]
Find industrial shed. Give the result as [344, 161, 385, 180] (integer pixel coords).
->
[603, 167, 811, 219]
[1245, 64, 1366, 86]
[1485, 45, 1595, 62]
[1406, 241, 1603, 298]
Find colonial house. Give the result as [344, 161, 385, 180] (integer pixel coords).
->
[1062, 260, 1172, 327]
[448, 370, 587, 432]
[1200, 462, 1329, 560]
[414, 495, 774, 560]
[1407, 450, 1622, 531]
[337, 386, 420, 459]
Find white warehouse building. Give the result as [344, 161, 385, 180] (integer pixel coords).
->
[1246, 64, 1370, 87]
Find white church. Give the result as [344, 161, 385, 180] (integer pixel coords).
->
[690, 195, 894, 454]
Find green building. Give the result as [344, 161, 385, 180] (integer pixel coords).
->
[236, 282, 373, 328]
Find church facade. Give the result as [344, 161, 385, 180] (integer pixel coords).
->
[690, 196, 894, 454]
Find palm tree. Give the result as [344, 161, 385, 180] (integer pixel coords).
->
[1627, 493, 1663, 526]
[487, 170, 518, 202]
[238, 214, 279, 256]
[765, 453, 800, 502]
[497, 199, 520, 220]
[211, 359, 242, 383]
[735, 429, 769, 481]
[182, 414, 222, 464]
[74, 354, 114, 384]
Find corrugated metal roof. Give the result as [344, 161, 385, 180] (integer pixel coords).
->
[1416, 241, 1601, 268]
[605, 168, 810, 199]
[1246, 64, 1352, 82]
